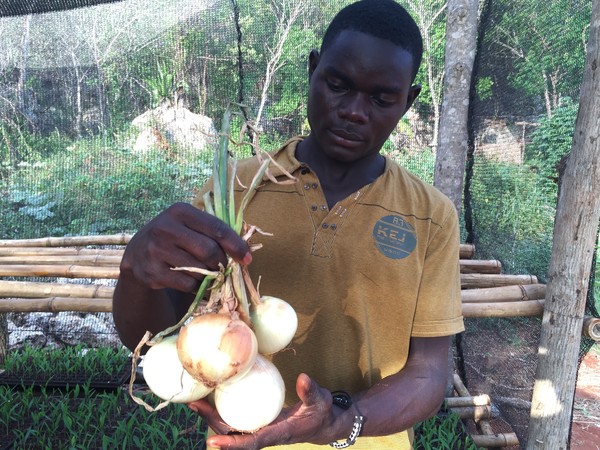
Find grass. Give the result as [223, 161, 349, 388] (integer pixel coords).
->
[414, 411, 483, 450]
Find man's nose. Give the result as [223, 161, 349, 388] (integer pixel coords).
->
[339, 93, 370, 123]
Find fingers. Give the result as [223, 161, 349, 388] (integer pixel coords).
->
[296, 373, 331, 410]
[120, 202, 252, 292]
[173, 203, 252, 264]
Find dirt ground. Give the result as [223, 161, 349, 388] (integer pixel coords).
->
[459, 318, 599, 449]
[570, 349, 600, 450]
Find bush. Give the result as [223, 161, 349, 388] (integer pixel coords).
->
[525, 97, 578, 197]
[469, 159, 555, 280]
[0, 137, 213, 238]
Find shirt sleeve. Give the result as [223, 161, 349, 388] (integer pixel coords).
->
[411, 202, 465, 337]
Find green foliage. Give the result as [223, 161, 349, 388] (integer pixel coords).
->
[525, 97, 578, 196]
[495, 0, 591, 110]
[0, 135, 212, 238]
[414, 412, 482, 449]
[476, 77, 494, 101]
[0, 383, 206, 449]
[469, 159, 555, 280]
[144, 59, 176, 107]
[2, 343, 130, 379]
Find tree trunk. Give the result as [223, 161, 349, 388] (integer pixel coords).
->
[526, 2, 600, 448]
[434, 0, 478, 215]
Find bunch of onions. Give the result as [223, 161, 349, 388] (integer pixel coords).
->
[130, 104, 298, 431]
[142, 335, 213, 403]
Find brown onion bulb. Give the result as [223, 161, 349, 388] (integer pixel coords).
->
[177, 314, 257, 388]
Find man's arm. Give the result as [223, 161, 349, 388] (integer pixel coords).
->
[354, 335, 450, 434]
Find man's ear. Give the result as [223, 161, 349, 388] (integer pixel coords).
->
[404, 84, 422, 113]
[308, 49, 320, 80]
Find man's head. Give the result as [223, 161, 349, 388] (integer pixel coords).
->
[321, 0, 423, 82]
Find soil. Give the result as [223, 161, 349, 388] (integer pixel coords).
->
[458, 318, 599, 449]
[570, 349, 600, 450]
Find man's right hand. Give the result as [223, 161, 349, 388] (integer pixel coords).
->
[112, 202, 252, 351]
[120, 202, 252, 293]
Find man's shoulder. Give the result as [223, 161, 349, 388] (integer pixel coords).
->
[385, 160, 454, 208]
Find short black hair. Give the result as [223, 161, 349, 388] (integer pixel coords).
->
[320, 0, 423, 81]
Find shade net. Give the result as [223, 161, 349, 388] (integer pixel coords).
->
[0, 1, 597, 448]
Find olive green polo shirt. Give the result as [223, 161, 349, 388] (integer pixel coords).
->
[196, 136, 464, 449]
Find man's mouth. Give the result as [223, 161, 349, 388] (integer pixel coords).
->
[329, 128, 363, 145]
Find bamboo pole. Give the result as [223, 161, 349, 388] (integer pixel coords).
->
[0, 297, 112, 312]
[460, 259, 502, 274]
[0, 247, 124, 256]
[449, 405, 493, 421]
[583, 316, 600, 341]
[462, 300, 544, 318]
[471, 433, 520, 447]
[461, 284, 546, 303]
[453, 373, 470, 397]
[460, 273, 538, 289]
[0, 265, 120, 279]
[0, 255, 122, 266]
[0, 280, 114, 298]
[452, 374, 496, 440]
[459, 243, 475, 259]
[0, 234, 132, 247]
[445, 395, 491, 408]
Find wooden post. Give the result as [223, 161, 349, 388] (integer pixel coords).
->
[526, 2, 600, 447]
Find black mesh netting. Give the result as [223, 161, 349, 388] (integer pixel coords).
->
[0, 0, 597, 448]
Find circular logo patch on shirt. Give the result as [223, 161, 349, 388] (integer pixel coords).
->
[373, 215, 417, 259]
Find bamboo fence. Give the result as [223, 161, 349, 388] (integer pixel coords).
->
[452, 373, 520, 448]
[0, 240, 547, 321]
[0, 234, 132, 247]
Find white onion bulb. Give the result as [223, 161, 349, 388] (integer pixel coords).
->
[250, 296, 298, 355]
[177, 313, 258, 388]
[214, 354, 285, 432]
[142, 335, 213, 403]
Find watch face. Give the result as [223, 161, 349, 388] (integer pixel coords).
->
[331, 390, 352, 409]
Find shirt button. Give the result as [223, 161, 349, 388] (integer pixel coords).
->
[304, 184, 310, 190]
[311, 183, 318, 189]
[320, 205, 327, 211]
[311, 205, 318, 211]
[322, 223, 329, 229]
[331, 224, 337, 230]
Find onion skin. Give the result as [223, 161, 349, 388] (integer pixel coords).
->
[250, 295, 298, 355]
[177, 314, 258, 388]
[214, 354, 285, 432]
[142, 335, 213, 403]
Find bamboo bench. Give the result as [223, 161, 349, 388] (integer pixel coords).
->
[0, 235, 551, 320]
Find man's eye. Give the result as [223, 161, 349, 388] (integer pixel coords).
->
[372, 95, 395, 107]
[327, 80, 347, 92]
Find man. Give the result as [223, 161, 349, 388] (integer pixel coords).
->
[112, 1, 464, 448]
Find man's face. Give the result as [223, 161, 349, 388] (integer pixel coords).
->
[306, 30, 420, 164]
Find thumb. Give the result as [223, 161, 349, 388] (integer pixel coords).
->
[296, 373, 330, 408]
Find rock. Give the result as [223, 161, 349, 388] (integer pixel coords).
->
[8, 311, 121, 349]
[131, 103, 217, 157]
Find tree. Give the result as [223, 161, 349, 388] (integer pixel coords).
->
[254, 0, 306, 129]
[492, 0, 591, 118]
[526, 1, 600, 447]
[434, 0, 478, 214]
[405, 0, 447, 148]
